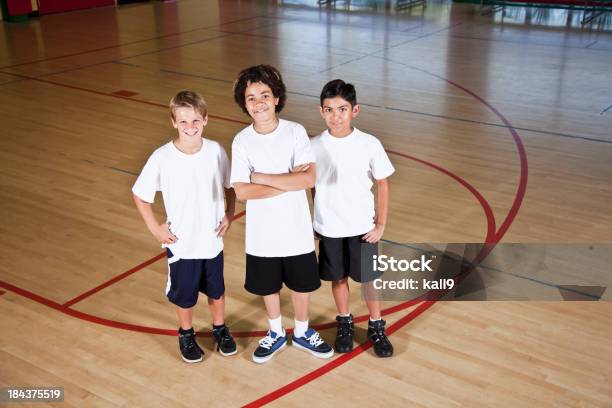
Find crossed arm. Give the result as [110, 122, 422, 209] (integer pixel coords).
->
[233, 163, 316, 201]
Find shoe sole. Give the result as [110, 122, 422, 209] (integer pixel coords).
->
[252, 340, 287, 364]
[292, 341, 334, 359]
[218, 348, 238, 357]
[181, 355, 203, 363]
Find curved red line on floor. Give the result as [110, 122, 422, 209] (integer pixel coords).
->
[0, 151, 493, 337]
[240, 74, 528, 407]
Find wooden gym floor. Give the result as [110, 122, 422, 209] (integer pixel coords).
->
[1, 0, 611, 406]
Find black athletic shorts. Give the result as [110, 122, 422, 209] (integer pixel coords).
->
[318, 234, 381, 283]
[245, 251, 321, 296]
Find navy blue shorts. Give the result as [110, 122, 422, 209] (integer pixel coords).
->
[166, 249, 225, 308]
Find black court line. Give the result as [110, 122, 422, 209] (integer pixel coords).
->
[0, 18, 291, 89]
[49, 57, 612, 146]
[381, 239, 603, 300]
[447, 33, 612, 53]
[316, 22, 463, 74]
[267, 11, 429, 36]
[0, 14, 270, 70]
[2, 18, 609, 145]
[109, 167, 139, 176]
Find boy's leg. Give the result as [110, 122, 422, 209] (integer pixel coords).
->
[263, 292, 282, 322]
[319, 236, 354, 353]
[166, 254, 204, 363]
[347, 236, 393, 357]
[363, 282, 393, 358]
[207, 295, 225, 326]
[331, 277, 350, 315]
[290, 290, 309, 322]
[284, 252, 333, 359]
[207, 295, 237, 356]
[331, 278, 354, 353]
[363, 282, 382, 320]
[245, 255, 288, 363]
[176, 306, 194, 330]
[202, 252, 237, 356]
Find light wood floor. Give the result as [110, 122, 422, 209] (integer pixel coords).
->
[1, 0, 611, 406]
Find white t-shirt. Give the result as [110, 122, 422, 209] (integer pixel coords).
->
[230, 119, 315, 257]
[311, 128, 395, 238]
[132, 138, 230, 259]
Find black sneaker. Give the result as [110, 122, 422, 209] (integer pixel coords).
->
[367, 319, 394, 358]
[335, 314, 354, 353]
[253, 330, 288, 364]
[178, 328, 203, 363]
[292, 328, 334, 359]
[212, 325, 237, 356]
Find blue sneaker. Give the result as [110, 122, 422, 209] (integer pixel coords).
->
[253, 330, 287, 364]
[292, 328, 334, 359]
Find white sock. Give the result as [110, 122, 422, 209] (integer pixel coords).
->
[268, 316, 284, 336]
[369, 317, 381, 322]
[294, 319, 309, 338]
[339, 312, 351, 317]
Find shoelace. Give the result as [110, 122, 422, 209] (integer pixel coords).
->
[306, 331, 325, 347]
[372, 327, 391, 346]
[258, 332, 278, 350]
[182, 333, 198, 350]
[215, 326, 232, 345]
[337, 321, 352, 337]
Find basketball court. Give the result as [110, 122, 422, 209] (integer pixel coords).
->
[1, 0, 611, 406]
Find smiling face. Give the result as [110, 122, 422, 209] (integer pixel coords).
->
[320, 96, 360, 137]
[244, 81, 279, 123]
[172, 106, 207, 141]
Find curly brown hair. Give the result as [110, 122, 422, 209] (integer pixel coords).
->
[233, 65, 287, 115]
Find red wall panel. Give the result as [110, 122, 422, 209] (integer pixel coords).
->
[38, 0, 115, 15]
[6, 0, 32, 15]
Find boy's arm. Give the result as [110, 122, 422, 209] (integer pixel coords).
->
[133, 194, 177, 244]
[363, 178, 390, 243]
[233, 182, 285, 201]
[251, 163, 316, 191]
[310, 186, 321, 240]
[216, 188, 236, 237]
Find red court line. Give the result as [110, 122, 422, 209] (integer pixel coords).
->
[0, 58, 527, 406]
[0, 15, 268, 70]
[63, 210, 247, 308]
[0, 147, 494, 339]
[240, 69, 528, 407]
[242, 300, 436, 408]
[0, 71, 250, 126]
[387, 150, 497, 243]
[62, 252, 167, 307]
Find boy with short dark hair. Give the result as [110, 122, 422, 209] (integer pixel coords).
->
[312, 79, 395, 357]
[230, 65, 333, 363]
[132, 90, 237, 363]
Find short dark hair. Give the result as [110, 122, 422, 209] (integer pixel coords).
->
[320, 79, 357, 107]
[233, 65, 287, 115]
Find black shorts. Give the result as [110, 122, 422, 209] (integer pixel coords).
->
[245, 251, 321, 296]
[166, 249, 225, 308]
[318, 234, 381, 283]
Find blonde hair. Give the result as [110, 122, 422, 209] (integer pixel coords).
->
[169, 90, 207, 120]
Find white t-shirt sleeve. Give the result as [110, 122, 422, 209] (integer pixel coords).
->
[230, 137, 252, 185]
[219, 145, 231, 189]
[370, 139, 395, 180]
[293, 125, 315, 166]
[132, 153, 161, 203]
